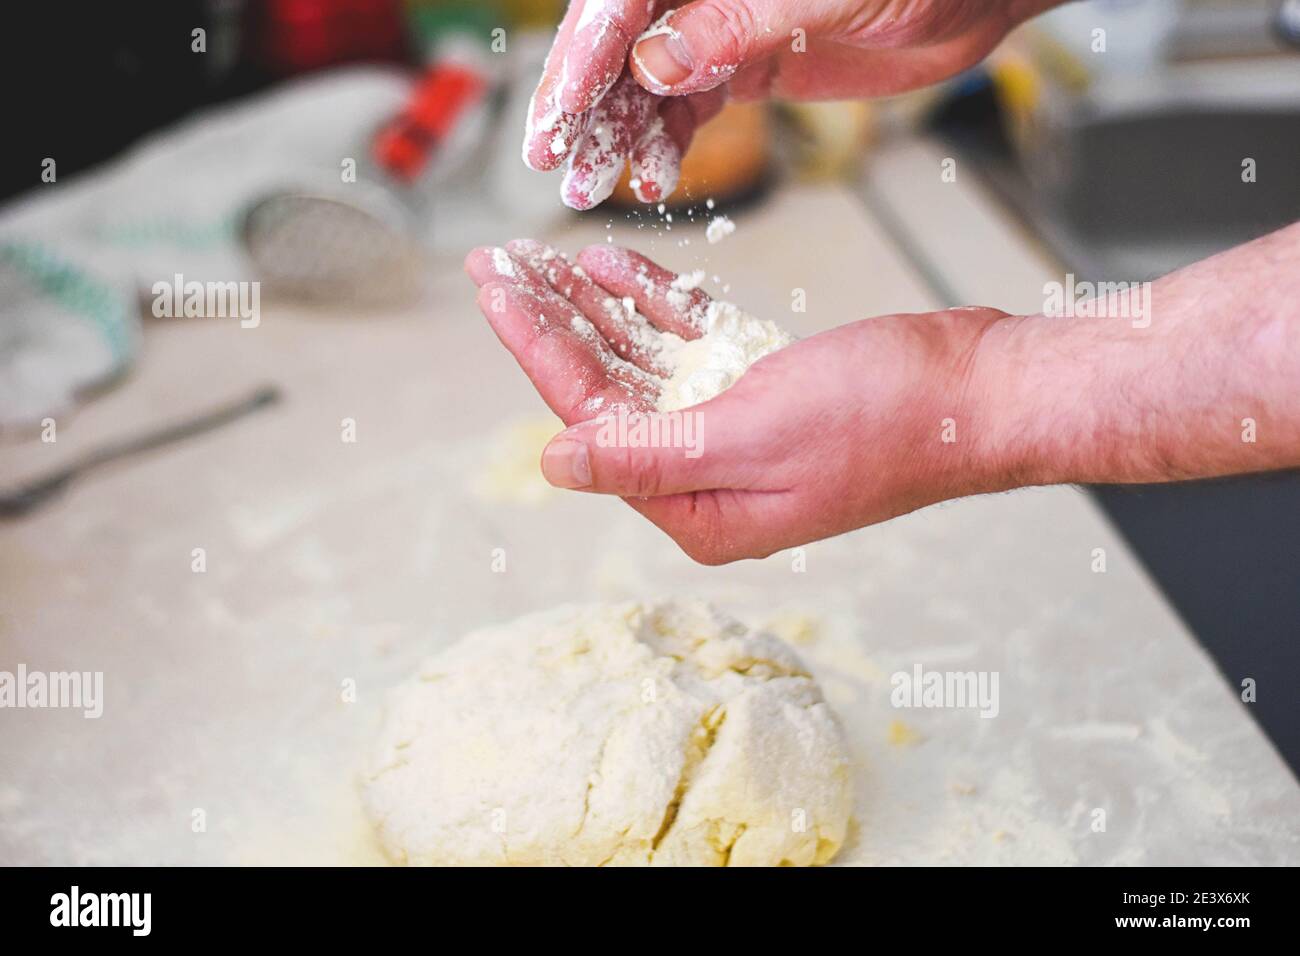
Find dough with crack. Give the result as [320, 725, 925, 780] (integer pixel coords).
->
[362, 601, 853, 866]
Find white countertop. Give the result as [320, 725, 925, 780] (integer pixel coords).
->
[2, 169, 1296, 865]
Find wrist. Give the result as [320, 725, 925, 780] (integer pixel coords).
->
[966, 304, 1292, 491]
[904, 309, 1041, 502]
[965, 311, 1147, 491]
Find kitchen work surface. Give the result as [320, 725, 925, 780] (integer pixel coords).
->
[2, 181, 1297, 866]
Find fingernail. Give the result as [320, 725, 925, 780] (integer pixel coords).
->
[633, 32, 694, 90]
[541, 439, 591, 489]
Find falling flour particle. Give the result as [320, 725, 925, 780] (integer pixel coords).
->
[706, 215, 736, 244]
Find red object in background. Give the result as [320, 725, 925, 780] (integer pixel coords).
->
[255, 0, 410, 74]
[373, 63, 488, 181]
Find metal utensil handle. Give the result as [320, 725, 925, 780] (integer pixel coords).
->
[0, 385, 282, 518]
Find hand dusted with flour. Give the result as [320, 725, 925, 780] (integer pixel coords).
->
[524, 1, 1060, 209]
[466, 241, 793, 415]
[523, 1, 724, 208]
[464, 238, 1018, 565]
[467, 221, 1300, 565]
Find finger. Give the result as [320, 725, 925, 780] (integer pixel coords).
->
[562, 74, 660, 210]
[576, 244, 711, 337]
[467, 245, 662, 400]
[465, 244, 555, 299]
[523, 92, 588, 173]
[630, 0, 818, 96]
[505, 239, 673, 376]
[775, 32, 1014, 99]
[539, 401, 761, 496]
[628, 113, 681, 205]
[630, 89, 727, 202]
[523, 3, 592, 172]
[473, 282, 658, 424]
[558, 0, 660, 114]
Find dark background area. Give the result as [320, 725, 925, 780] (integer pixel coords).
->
[1095, 477, 1300, 776]
[5, 4, 230, 204]
[1, 1, 411, 205]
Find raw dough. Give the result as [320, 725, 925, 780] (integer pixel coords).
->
[362, 600, 854, 866]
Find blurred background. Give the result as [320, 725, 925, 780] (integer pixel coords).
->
[2, 0, 1298, 780]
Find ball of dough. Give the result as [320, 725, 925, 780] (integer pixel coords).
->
[362, 601, 854, 866]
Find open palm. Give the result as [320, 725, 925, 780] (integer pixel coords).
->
[465, 240, 1012, 563]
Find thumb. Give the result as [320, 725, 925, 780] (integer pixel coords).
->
[539, 407, 745, 496]
[630, 0, 819, 95]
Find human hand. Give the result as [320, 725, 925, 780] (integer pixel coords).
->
[465, 240, 1014, 563]
[624, 0, 1061, 100]
[524, 23, 725, 210]
[465, 222, 1300, 563]
[523, 1, 1060, 209]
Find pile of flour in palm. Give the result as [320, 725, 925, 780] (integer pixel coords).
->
[362, 600, 853, 867]
[620, 270, 795, 412]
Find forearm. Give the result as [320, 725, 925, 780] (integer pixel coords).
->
[975, 221, 1300, 488]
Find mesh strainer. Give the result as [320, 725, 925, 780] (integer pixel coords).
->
[239, 181, 426, 307]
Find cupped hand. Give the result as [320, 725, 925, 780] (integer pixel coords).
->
[523, 1, 1058, 210]
[465, 241, 1015, 564]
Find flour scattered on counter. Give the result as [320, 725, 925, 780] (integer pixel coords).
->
[474, 414, 564, 505]
[706, 215, 736, 244]
[887, 719, 924, 747]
